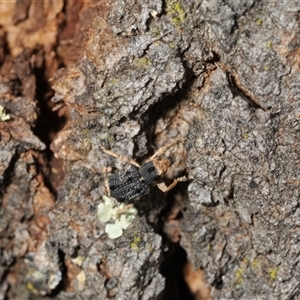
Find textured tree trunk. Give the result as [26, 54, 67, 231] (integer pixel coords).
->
[0, 1, 299, 299]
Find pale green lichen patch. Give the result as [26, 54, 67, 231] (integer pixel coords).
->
[111, 77, 118, 84]
[0, 105, 10, 121]
[169, 42, 176, 49]
[242, 132, 249, 139]
[26, 282, 39, 295]
[234, 267, 245, 285]
[135, 56, 152, 68]
[250, 258, 260, 271]
[151, 26, 162, 37]
[130, 234, 141, 250]
[266, 41, 273, 48]
[97, 195, 115, 223]
[268, 266, 278, 279]
[97, 195, 138, 239]
[256, 19, 263, 26]
[28, 269, 44, 279]
[263, 65, 269, 71]
[166, 0, 186, 26]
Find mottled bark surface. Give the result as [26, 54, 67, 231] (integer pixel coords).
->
[0, 1, 299, 299]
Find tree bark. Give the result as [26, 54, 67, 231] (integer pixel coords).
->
[0, 1, 299, 299]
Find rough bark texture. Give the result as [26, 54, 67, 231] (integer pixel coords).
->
[0, 1, 299, 300]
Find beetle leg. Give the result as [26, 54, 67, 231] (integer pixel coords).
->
[102, 167, 112, 196]
[157, 175, 188, 192]
[150, 140, 183, 160]
[100, 145, 140, 168]
[157, 179, 178, 192]
[116, 204, 134, 215]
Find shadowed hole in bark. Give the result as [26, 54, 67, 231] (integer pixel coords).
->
[160, 244, 194, 300]
[132, 81, 192, 162]
[48, 249, 68, 297]
[0, 150, 20, 199]
[212, 272, 224, 290]
[31, 46, 67, 193]
[159, 184, 202, 299]
[137, 159, 198, 298]
[131, 85, 206, 298]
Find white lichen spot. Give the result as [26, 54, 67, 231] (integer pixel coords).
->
[105, 223, 123, 239]
[0, 105, 10, 121]
[76, 270, 86, 291]
[30, 270, 44, 279]
[47, 271, 62, 290]
[71, 255, 85, 267]
[97, 195, 115, 223]
[97, 195, 138, 239]
[151, 10, 158, 17]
